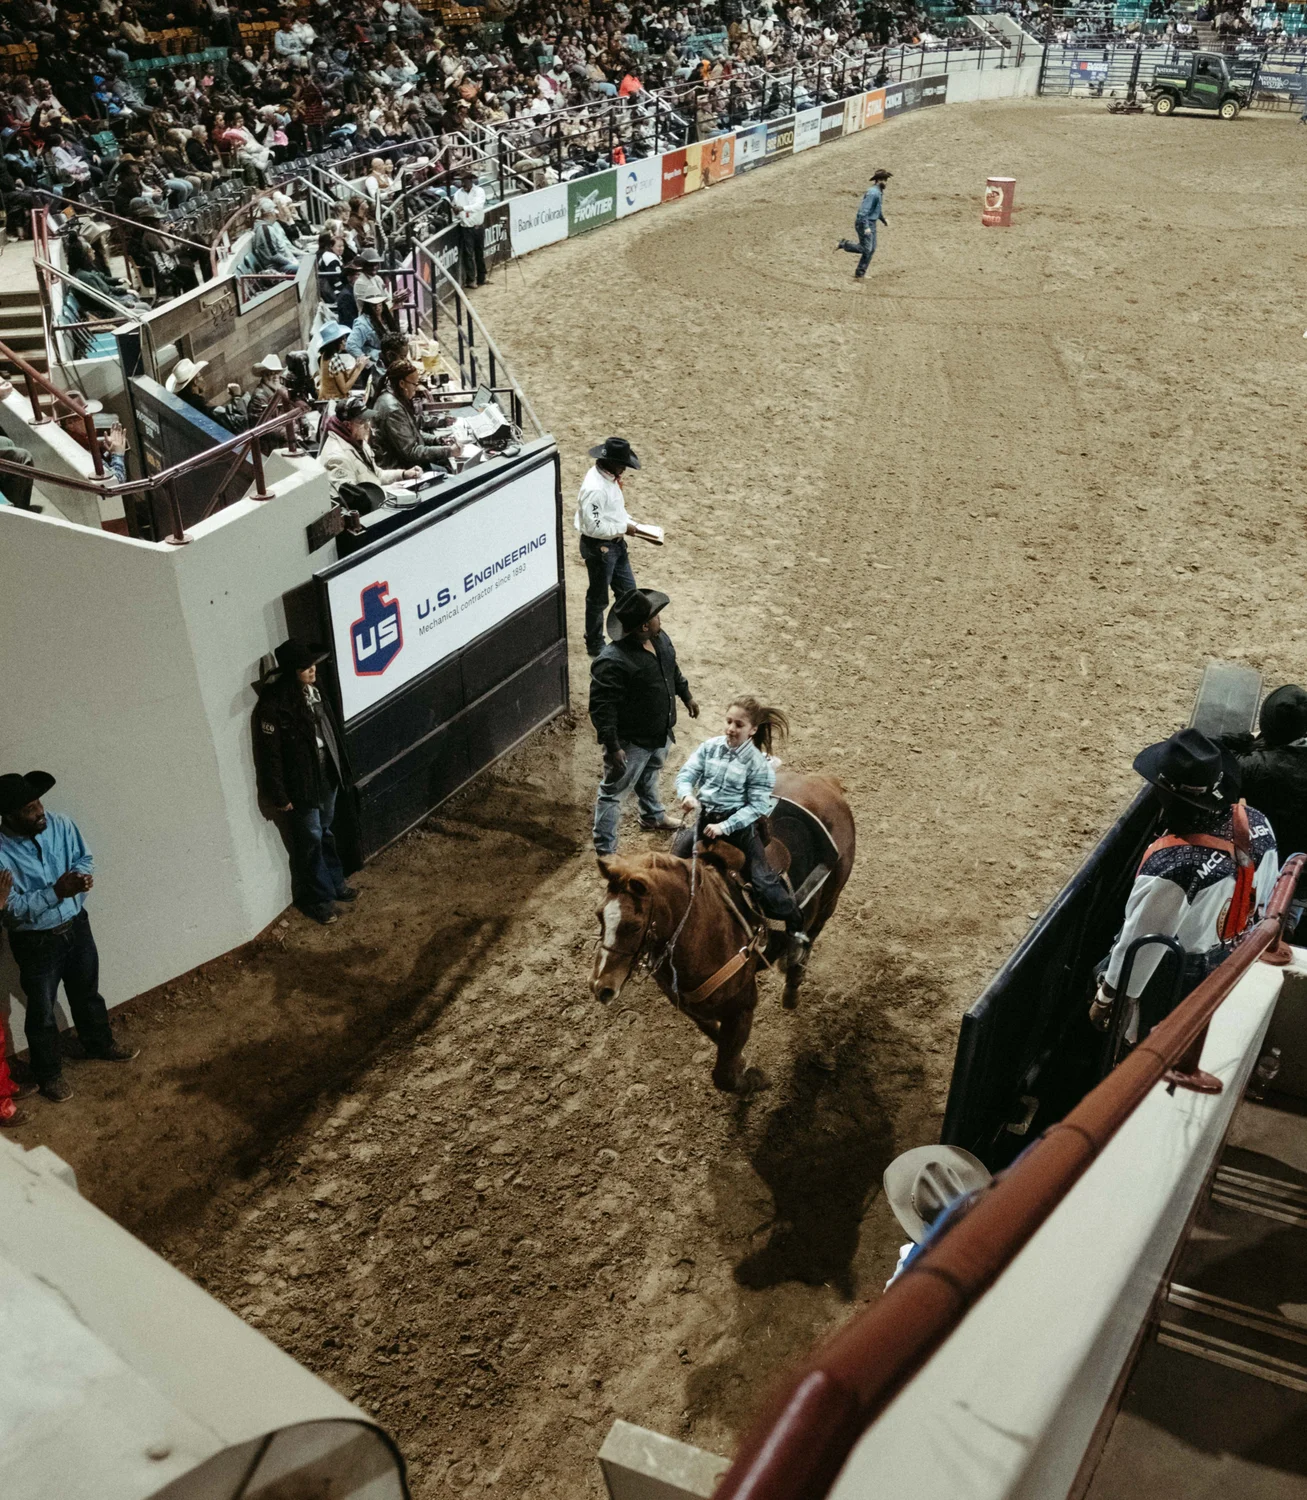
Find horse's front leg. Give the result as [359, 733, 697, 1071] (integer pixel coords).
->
[687, 1012, 722, 1044]
[711, 986, 763, 1094]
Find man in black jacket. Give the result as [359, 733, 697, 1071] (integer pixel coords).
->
[255, 639, 357, 925]
[1229, 683, 1307, 936]
[588, 588, 698, 855]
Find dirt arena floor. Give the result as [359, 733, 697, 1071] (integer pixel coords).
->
[16, 96, 1307, 1496]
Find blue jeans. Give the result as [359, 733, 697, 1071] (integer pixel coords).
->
[593, 740, 669, 854]
[287, 781, 346, 914]
[164, 177, 194, 206]
[839, 222, 877, 277]
[7, 910, 113, 1083]
[579, 534, 636, 655]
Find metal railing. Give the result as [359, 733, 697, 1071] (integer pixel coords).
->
[712, 853, 1305, 1500]
[0, 399, 305, 541]
[0, 336, 105, 476]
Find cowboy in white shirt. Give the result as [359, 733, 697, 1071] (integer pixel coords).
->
[451, 169, 488, 288]
[574, 436, 660, 658]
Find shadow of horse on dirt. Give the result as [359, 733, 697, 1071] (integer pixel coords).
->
[731, 1027, 896, 1299]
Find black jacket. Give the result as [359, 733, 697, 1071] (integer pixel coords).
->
[1230, 737, 1307, 889]
[254, 675, 345, 809]
[370, 389, 456, 470]
[589, 632, 691, 752]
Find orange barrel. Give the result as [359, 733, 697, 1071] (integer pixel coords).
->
[982, 177, 1016, 227]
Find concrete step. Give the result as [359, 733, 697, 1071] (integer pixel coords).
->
[0, 307, 45, 331]
[0, 290, 43, 310]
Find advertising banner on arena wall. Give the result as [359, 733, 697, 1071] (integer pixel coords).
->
[684, 142, 703, 193]
[702, 132, 736, 182]
[616, 154, 663, 217]
[483, 201, 511, 268]
[509, 183, 569, 255]
[567, 170, 617, 235]
[862, 88, 886, 128]
[661, 147, 688, 200]
[843, 91, 868, 133]
[1257, 68, 1307, 96]
[820, 101, 846, 142]
[325, 460, 560, 723]
[765, 114, 796, 157]
[793, 106, 822, 152]
[886, 75, 948, 117]
[734, 122, 765, 170]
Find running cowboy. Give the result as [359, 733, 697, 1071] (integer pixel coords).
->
[837, 168, 892, 280]
[675, 697, 810, 969]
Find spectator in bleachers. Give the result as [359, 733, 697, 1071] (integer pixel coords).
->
[371, 359, 458, 472]
[0, 380, 36, 510]
[245, 353, 287, 428]
[1091, 728, 1279, 1045]
[316, 322, 368, 400]
[165, 356, 243, 433]
[346, 291, 390, 362]
[249, 197, 300, 274]
[318, 393, 421, 495]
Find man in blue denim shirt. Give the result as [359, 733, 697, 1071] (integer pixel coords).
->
[0, 771, 137, 1104]
[837, 168, 892, 280]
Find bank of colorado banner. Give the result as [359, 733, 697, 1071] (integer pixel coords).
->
[568, 170, 617, 235]
[325, 460, 560, 722]
[617, 155, 662, 216]
[509, 183, 569, 255]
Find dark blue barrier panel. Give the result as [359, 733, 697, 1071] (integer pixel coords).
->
[941, 785, 1159, 1168]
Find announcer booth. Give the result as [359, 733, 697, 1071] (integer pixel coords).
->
[315, 441, 568, 859]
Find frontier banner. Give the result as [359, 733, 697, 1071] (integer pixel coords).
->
[568, 170, 618, 235]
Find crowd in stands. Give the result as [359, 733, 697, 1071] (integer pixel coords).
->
[0, 0, 983, 247]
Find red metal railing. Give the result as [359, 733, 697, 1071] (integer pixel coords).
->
[0, 400, 306, 544]
[715, 853, 1305, 1500]
[0, 336, 105, 477]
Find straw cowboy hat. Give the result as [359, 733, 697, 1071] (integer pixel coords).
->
[883, 1145, 991, 1244]
[1133, 726, 1240, 812]
[607, 587, 669, 642]
[166, 357, 208, 394]
[252, 354, 285, 375]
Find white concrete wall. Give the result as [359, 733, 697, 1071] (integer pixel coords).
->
[938, 58, 1042, 103]
[828, 952, 1294, 1500]
[0, 459, 332, 1034]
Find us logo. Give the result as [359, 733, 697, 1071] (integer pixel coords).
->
[350, 580, 403, 676]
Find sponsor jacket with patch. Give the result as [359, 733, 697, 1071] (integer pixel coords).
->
[1105, 806, 1279, 998]
[255, 677, 346, 810]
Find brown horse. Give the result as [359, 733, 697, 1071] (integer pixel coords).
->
[590, 771, 856, 1093]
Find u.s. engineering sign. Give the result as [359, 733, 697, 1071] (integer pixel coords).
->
[324, 456, 560, 722]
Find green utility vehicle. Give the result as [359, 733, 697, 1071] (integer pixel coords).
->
[1148, 51, 1251, 118]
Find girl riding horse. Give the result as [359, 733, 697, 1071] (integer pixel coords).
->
[674, 698, 810, 969]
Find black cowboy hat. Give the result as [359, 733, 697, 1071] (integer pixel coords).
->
[588, 436, 640, 471]
[870, 168, 893, 181]
[607, 587, 669, 642]
[338, 480, 384, 516]
[275, 639, 330, 674]
[1259, 685, 1307, 748]
[1133, 726, 1240, 812]
[0, 770, 55, 818]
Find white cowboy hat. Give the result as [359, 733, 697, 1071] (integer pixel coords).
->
[165, 357, 208, 394]
[882, 1145, 991, 1244]
[252, 354, 285, 374]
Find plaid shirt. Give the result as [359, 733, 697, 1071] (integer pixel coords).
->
[675, 736, 776, 836]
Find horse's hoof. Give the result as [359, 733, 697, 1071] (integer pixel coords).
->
[737, 1066, 770, 1098]
[782, 984, 801, 1011]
